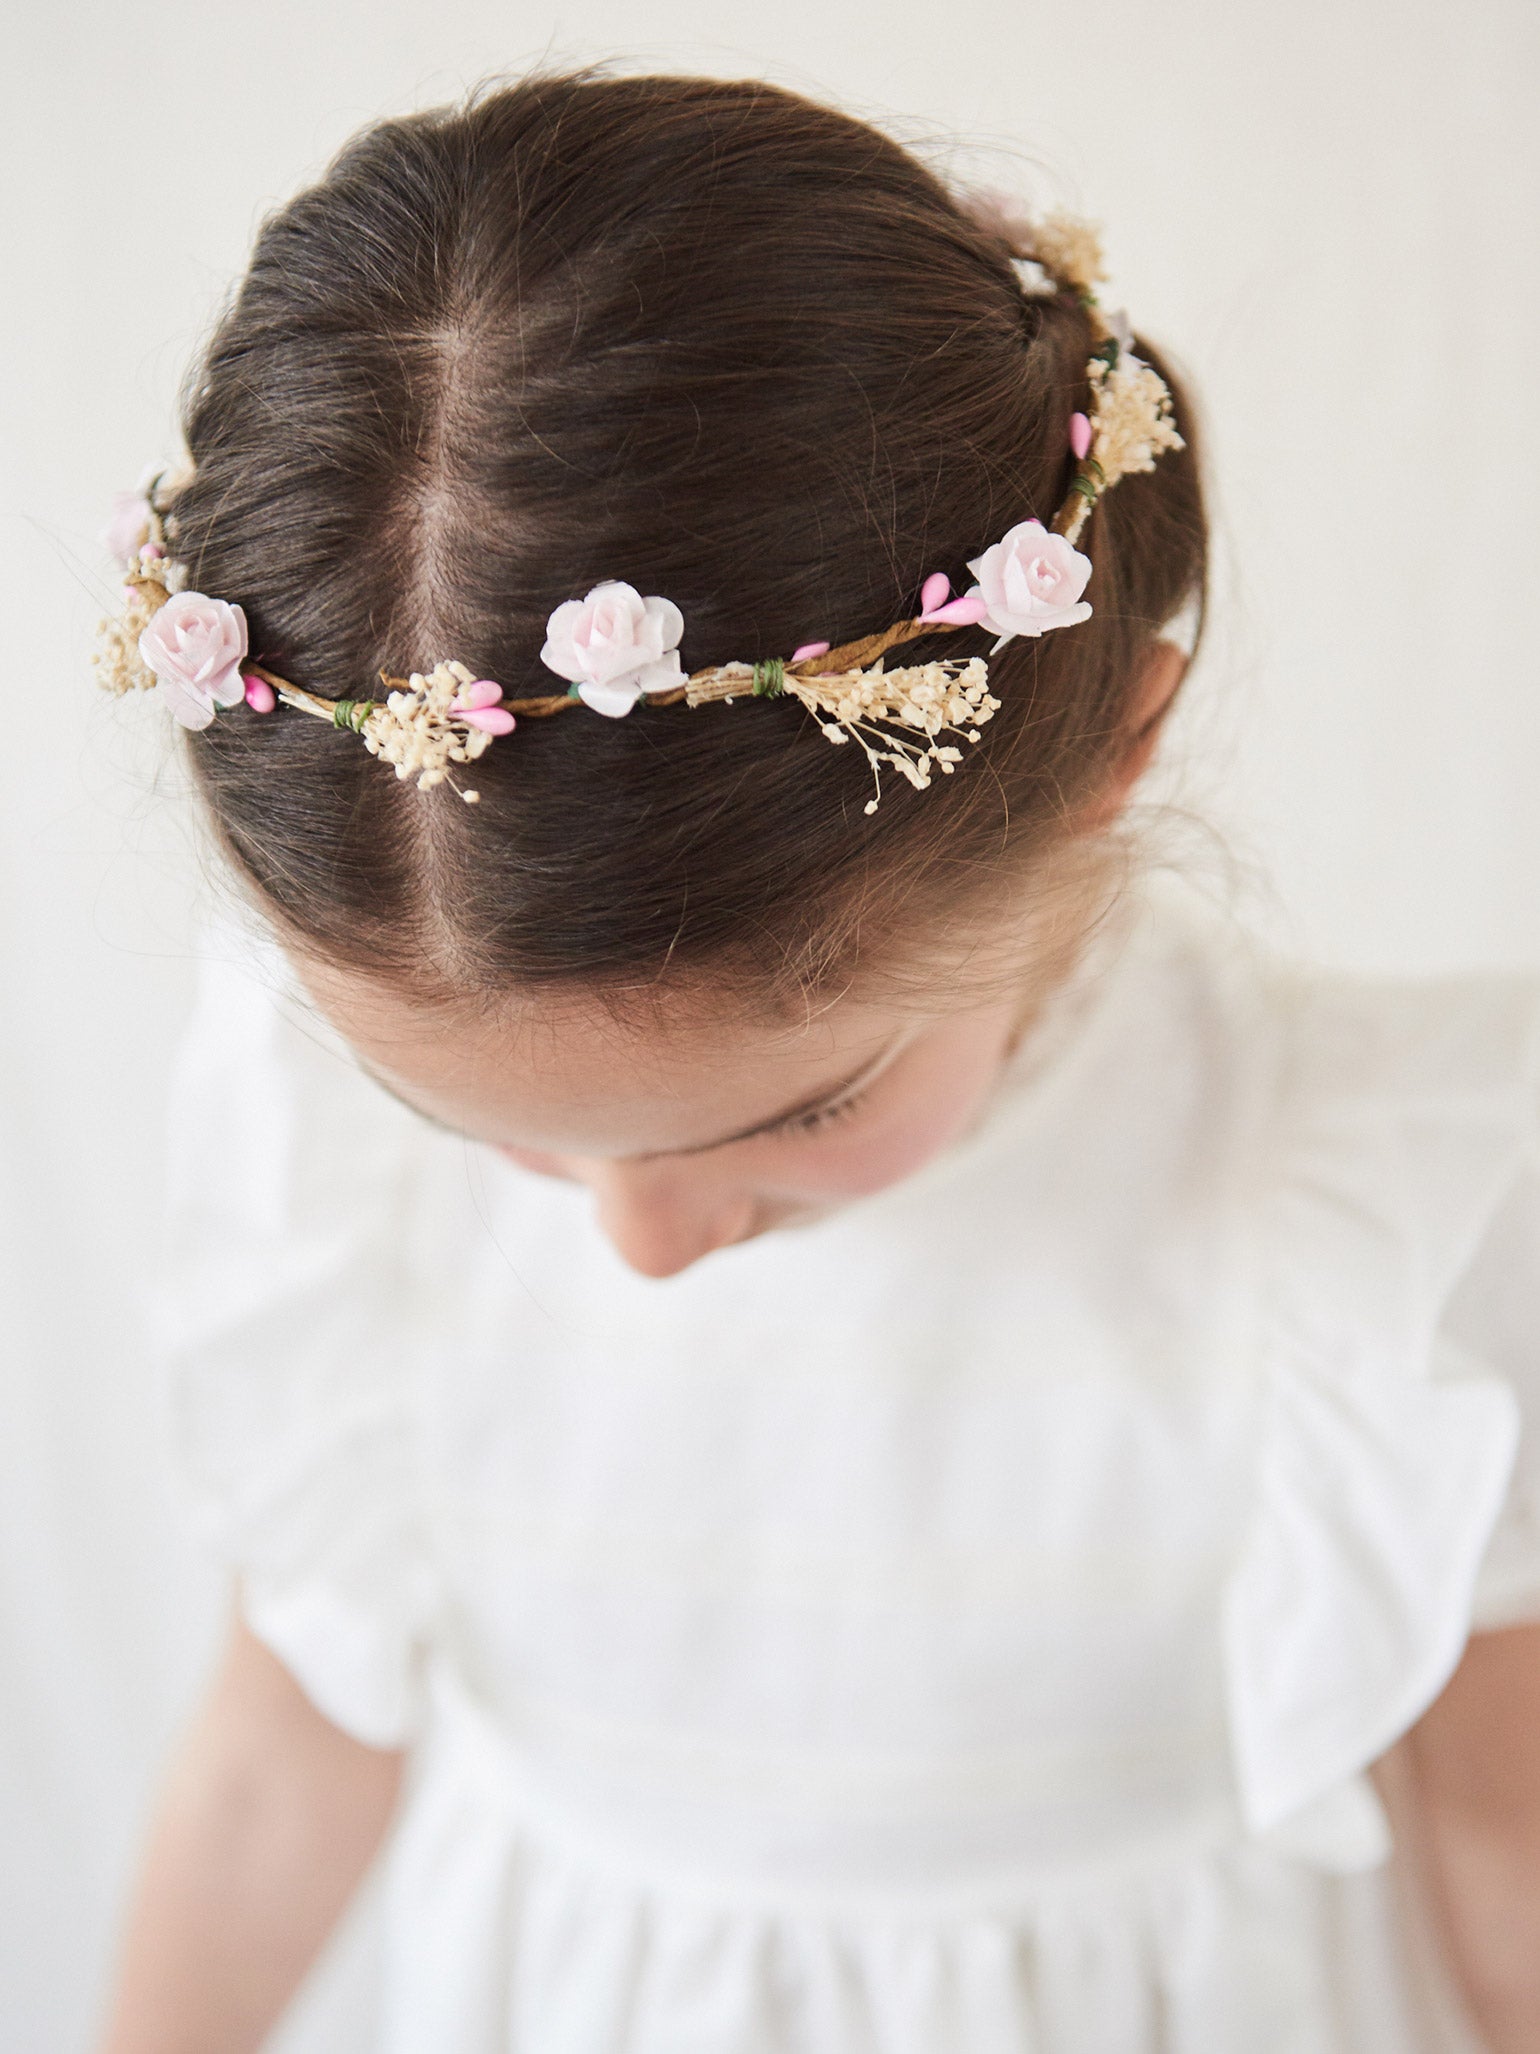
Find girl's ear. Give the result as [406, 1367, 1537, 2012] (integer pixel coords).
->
[1075, 640, 1189, 832]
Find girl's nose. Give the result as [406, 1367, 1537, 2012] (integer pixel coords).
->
[579, 1159, 757, 1279]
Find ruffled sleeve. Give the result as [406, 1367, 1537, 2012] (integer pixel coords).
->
[151, 916, 440, 1747]
[1445, 1125, 1540, 1632]
[1221, 970, 1540, 1871]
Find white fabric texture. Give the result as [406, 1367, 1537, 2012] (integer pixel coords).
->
[153, 878, 1540, 2053]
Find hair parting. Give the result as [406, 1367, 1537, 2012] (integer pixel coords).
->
[147, 67, 1206, 1017]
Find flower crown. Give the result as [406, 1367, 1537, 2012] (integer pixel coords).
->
[93, 208, 1182, 815]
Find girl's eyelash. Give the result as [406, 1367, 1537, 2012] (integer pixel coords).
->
[771, 1087, 869, 1139]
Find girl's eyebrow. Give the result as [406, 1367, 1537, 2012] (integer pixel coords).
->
[354, 1030, 908, 1158]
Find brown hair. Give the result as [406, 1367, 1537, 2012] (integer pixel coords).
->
[167, 68, 1206, 1017]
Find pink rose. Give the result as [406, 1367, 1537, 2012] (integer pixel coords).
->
[965, 520, 1093, 649]
[540, 581, 686, 717]
[137, 590, 250, 730]
[102, 489, 153, 566]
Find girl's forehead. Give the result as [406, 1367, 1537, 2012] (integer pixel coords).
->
[296, 958, 922, 1155]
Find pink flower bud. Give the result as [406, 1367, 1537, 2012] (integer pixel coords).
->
[919, 570, 989, 626]
[921, 595, 989, 627]
[453, 678, 505, 711]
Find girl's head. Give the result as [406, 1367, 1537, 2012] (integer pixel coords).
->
[158, 69, 1206, 1274]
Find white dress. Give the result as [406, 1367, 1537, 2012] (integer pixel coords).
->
[156, 875, 1540, 2053]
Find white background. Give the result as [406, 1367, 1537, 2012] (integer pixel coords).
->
[3, 2, 1537, 2045]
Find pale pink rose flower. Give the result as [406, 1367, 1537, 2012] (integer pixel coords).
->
[965, 520, 1093, 649]
[137, 590, 250, 730]
[540, 581, 686, 718]
[102, 489, 153, 566]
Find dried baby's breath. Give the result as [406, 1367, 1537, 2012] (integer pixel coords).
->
[1029, 213, 1107, 297]
[1086, 353, 1185, 490]
[795, 658, 999, 814]
[360, 659, 492, 801]
[686, 655, 999, 815]
[92, 566, 173, 696]
[1056, 348, 1186, 546]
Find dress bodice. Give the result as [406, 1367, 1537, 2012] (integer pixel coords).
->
[157, 876, 1540, 2049]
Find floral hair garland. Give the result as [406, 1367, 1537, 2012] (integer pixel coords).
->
[93, 209, 1182, 815]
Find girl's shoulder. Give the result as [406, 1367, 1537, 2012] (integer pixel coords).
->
[1111, 873, 1540, 1155]
[1127, 877, 1540, 1329]
[990, 874, 1540, 1271]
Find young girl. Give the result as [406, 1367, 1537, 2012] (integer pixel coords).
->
[95, 69, 1540, 2054]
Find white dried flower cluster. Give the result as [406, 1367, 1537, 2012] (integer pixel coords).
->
[1009, 257, 1057, 298]
[1087, 352, 1185, 490]
[1028, 213, 1107, 297]
[362, 659, 493, 801]
[790, 657, 1000, 816]
[91, 568, 174, 696]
